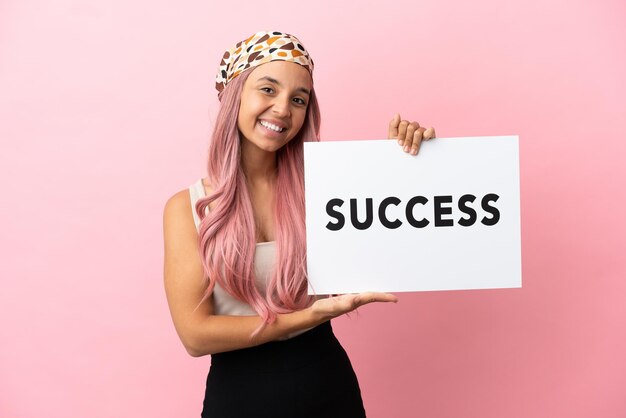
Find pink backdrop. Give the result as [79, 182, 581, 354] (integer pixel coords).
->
[1, 0, 625, 417]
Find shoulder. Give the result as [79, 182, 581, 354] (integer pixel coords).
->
[164, 188, 192, 217]
[163, 188, 195, 236]
[163, 178, 216, 227]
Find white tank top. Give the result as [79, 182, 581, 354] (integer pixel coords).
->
[189, 179, 316, 339]
[189, 178, 277, 316]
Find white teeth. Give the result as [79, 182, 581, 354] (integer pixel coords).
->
[260, 120, 284, 132]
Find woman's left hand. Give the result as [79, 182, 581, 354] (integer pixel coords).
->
[388, 113, 436, 156]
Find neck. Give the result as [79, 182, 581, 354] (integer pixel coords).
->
[241, 140, 278, 183]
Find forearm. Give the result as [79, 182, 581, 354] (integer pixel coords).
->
[185, 306, 326, 357]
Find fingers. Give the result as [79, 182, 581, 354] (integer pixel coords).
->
[397, 120, 408, 146]
[389, 114, 436, 154]
[398, 121, 423, 155]
[398, 120, 420, 148]
[404, 122, 417, 149]
[397, 120, 436, 156]
[423, 127, 436, 140]
[409, 126, 426, 155]
[354, 292, 399, 306]
[312, 292, 398, 320]
[388, 113, 401, 139]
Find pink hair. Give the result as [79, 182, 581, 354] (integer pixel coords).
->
[195, 67, 321, 336]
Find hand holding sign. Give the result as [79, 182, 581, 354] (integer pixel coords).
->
[388, 113, 437, 155]
[310, 292, 399, 321]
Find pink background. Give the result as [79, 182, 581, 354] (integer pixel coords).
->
[1, 0, 625, 417]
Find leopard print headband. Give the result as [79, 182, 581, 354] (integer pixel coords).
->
[215, 30, 314, 94]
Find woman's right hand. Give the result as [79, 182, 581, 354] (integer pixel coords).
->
[310, 292, 398, 322]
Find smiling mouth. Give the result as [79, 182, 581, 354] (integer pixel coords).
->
[259, 120, 286, 133]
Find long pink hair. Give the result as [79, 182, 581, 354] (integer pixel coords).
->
[195, 67, 321, 335]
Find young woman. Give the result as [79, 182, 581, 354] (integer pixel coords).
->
[163, 30, 436, 418]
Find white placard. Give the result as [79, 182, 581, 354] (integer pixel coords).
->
[304, 136, 521, 294]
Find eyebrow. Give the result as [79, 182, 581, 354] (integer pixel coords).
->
[256, 76, 311, 96]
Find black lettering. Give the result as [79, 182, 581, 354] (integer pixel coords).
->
[325, 198, 345, 231]
[457, 194, 477, 227]
[350, 198, 373, 230]
[405, 196, 429, 228]
[481, 193, 500, 226]
[378, 197, 402, 229]
[434, 195, 454, 227]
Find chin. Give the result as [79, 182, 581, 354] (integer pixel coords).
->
[251, 139, 287, 153]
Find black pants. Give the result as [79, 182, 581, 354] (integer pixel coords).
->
[201, 321, 366, 418]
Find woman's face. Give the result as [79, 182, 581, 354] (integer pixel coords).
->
[237, 61, 313, 153]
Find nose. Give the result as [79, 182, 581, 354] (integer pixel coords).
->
[271, 94, 291, 118]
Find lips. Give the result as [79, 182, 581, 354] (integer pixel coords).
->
[259, 119, 287, 133]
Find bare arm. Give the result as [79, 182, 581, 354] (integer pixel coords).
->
[163, 189, 397, 357]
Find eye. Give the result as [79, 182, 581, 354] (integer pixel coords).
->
[260, 87, 274, 94]
[293, 97, 307, 106]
